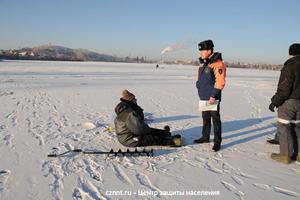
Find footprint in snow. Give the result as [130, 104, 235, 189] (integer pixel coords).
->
[235, 172, 257, 179]
[64, 143, 74, 151]
[78, 177, 107, 200]
[205, 161, 224, 174]
[221, 180, 245, 200]
[146, 161, 158, 173]
[41, 160, 64, 200]
[182, 159, 203, 168]
[231, 175, 244, 185]
[252, 183, 271, 190]
[136, 173, 161, 195]
[73, 187, 85, 200]
[83, 159, 103, 182]
[291, 168, 300, 176]
[3, 134, 14, 148]
[222, 162, 236, 171]
[194, 156, 207, 163]
[110, 163, 133, 185]
[273, 186, 299, 197]
[0, 170, 11, 192]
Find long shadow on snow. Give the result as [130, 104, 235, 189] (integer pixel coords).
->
[144, 113, 198, 124]
[78, 116, 275, 157]
[169, 116, 276, 151]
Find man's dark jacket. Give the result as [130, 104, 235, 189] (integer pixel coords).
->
[114, 99, 151, 147]
[271, 55, 300, 106]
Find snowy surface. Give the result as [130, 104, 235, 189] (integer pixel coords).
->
[0, 60, 299, 200]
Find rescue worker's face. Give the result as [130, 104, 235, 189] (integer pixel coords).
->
[200, 50, 212, 59]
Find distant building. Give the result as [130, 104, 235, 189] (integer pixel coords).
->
[19, 52, 28, 56]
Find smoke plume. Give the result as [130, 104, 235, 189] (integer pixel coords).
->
[161, 40, 195, 55]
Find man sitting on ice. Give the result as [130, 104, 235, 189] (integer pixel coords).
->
[114, 90, 181, 147]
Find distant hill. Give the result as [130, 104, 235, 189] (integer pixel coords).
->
[0, 45, 118, 62]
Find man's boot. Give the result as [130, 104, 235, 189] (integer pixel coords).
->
[161, 135, 182, 147]
[296, 153, 300, 162]
[164, 125, 170, 132]
[164, 125, 171, 137]
[172, 135, 182, 147]
[271, 153, 291, 164]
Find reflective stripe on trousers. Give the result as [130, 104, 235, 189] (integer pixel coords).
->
[278, 118, 300, 124]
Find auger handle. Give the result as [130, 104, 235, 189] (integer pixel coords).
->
[47, 149, 83, 157]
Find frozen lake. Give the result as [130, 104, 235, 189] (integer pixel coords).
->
[0, 60, 299, 200]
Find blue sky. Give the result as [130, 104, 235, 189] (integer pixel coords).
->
[0, 0, 299, 64]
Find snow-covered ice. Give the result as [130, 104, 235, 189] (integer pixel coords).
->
[0, 60, 299, 200]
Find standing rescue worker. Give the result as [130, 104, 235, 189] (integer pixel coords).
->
[194, 40, 226, 152]
[270, 43, 300, 164]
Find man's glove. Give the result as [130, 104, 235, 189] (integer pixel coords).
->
[269, 103, 276, 112]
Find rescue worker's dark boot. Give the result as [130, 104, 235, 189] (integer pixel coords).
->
[212, 144, 221, 152]
[194, 118, 210, 144]
[267, 139, 279, 145]
[194, 137, 209, 144]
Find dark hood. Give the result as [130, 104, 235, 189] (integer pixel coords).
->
[115, 98, 144, 116]
[115, 101, 130, 115]
[284, 55, 300, 66]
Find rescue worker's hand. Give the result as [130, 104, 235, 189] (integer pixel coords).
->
[269, 103, 276, 112]
[208, 97, 216, 105]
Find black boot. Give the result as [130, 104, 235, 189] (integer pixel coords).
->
[161, 135, 182, 147]
[164, 125, 170, 132]
[194, 137, 209, 144]
[172, 135, 182, 147]
[194, 118, 211, 144]
[267, 139, 279, 145]
[163, 125, 171, 137]
[212, 143, 221, 152]
[291, 154, 297, 161]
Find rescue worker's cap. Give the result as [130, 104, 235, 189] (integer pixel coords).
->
[198, 40, 214, 51]
[122, 90, 136, 102]
[289, 43, 300, 56]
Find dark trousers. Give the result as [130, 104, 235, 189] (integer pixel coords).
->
[138, 128, 171, 146]
[201, 105, 222, 145]
[277, 99, 300, 157]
